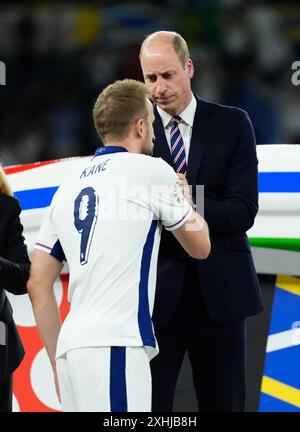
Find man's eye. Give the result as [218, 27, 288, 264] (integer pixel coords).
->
[147, 76, 157, 82]
[162, 73, 174, 79]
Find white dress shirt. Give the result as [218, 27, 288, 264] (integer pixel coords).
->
[157, 95, 197, 162]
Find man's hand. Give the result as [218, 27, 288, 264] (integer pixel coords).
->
[177, 173, 194, 207]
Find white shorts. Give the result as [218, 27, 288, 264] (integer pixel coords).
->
[56, 346, 151, 412]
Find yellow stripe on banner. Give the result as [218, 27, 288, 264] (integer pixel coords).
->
[261, 376, 300, 408]
[276, 275, 300, 296]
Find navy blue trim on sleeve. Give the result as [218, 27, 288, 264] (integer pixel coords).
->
[50, 240, 66, 262]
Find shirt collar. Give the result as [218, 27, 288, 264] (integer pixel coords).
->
[157, 95, 197, 128]
[94, 146, 128, 157]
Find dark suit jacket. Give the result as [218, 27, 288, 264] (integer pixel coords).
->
[0, 192, 30, 382]
[153, 96, 264, 326]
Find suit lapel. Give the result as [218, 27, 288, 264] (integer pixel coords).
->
[187, 95, 211, 185]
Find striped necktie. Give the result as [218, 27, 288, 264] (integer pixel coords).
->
[170, 116, 187, 175]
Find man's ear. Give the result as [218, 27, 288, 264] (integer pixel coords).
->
[134, 118, 144, 138]
[186, 58, 194, 79]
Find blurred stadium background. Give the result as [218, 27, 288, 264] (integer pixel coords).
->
[0, 0, 299, 166]
[1, 0, 300, 412]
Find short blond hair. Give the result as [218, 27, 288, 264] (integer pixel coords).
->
[140, 31, 190, 68]
[93, 79, 149, 144]
[0, 165, 13, 196]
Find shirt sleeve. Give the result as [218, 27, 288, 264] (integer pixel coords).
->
[35, 195, 66, 263]
[149, 158, 193, 231]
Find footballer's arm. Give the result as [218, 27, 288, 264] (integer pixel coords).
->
[27, 250, 63, 400]
[172, 211, 211, 260]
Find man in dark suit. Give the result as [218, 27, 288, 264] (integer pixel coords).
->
[139, 31, 264, 412]
[0, 167, 30, 412]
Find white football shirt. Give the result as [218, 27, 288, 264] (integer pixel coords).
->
[35, 146, 193, 360]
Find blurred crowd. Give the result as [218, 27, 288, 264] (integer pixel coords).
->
[0, 0, 299, 166]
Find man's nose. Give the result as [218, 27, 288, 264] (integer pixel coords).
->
[155, 78, 167, 95]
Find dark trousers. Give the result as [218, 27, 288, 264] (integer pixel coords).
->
[0, 375, 13, 412]
[151, 261, 246, 412]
